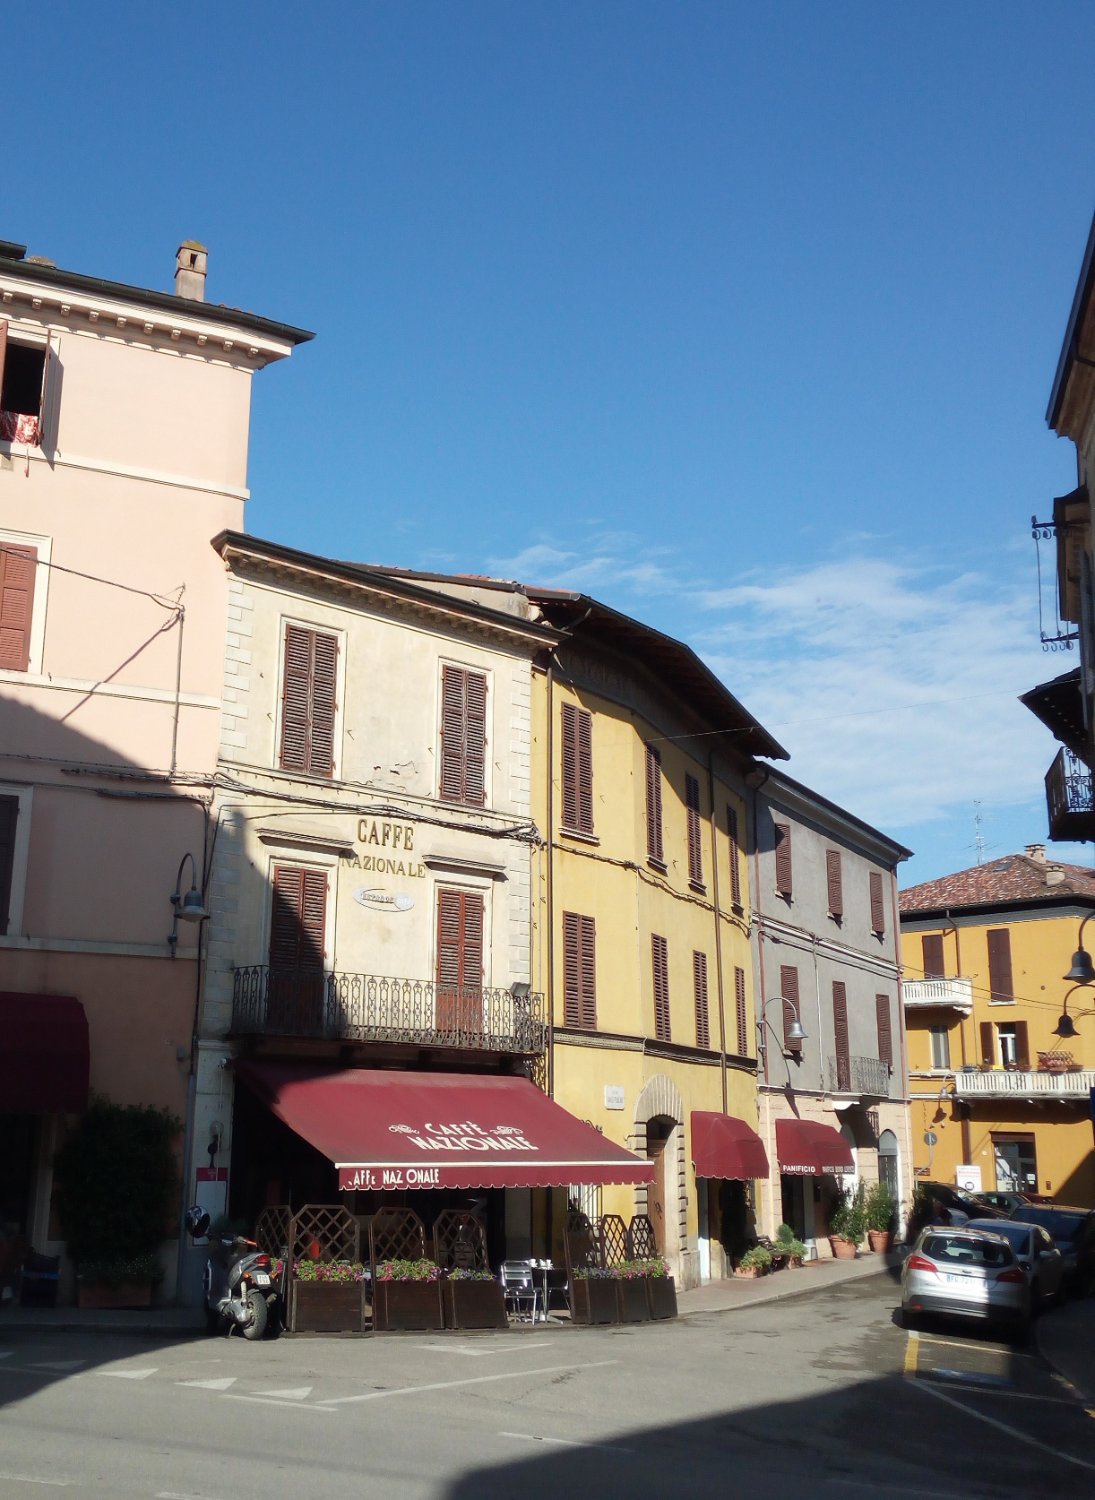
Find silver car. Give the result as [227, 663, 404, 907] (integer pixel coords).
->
[965, 1218, 1064, 1309]
[901, 1225, 1031, 1332]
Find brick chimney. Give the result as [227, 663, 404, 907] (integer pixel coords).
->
[1045, 864, 1066, 887]
[175, 241, 207, 301]
[1024, 843, 1046, 864]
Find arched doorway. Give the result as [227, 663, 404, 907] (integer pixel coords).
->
[646, 1115, 674, 1256]
[633, 1074, 690, 1284]
[878, 1129, 899, 1202]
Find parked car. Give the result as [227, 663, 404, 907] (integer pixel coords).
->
[964, 1218, 1064, 1309]
[1009, 1205, 1095, 1296]
[975, 1190, 1034, 1216]
[908, 1183, 1007, 1237]
[901, 1225, 1030, 1334]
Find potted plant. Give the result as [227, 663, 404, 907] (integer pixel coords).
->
[53, 1097, 180, 1307]
[828, 1184, 865, 1260]
[372, 1258, 443, 1331]
[864, 1182, 896, 1254]
[569, 1266, 619, 1325]
[613, 1261, 653, 1323]
[775, 1224, 808, 1267]
[636, 1257, 677, 1319]
[285, 1258, 368, 1333]
[734, 1244, 773, 1278]
[442, 1267, 507, 1329]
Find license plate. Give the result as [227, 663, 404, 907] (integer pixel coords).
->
[252, 1273, 271, 1287]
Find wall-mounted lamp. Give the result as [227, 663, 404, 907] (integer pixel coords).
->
[1052, 984, 1095, 1039]
[168, 851, 209, 958]
[1063, 911, 1095, 984]
[756, 995, 808, 1059]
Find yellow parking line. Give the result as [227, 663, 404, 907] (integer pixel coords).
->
[904, 1331, 920, 1377]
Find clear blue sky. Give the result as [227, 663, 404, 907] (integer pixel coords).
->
[10, 2, 1095, 885]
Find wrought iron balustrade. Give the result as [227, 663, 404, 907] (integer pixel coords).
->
[1046, 747, 1095, 842]
[231, 966, 547, 1056]
[828, 1055, 892, 1097]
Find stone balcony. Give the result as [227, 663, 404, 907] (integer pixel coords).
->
[902, 977, 974, 1013]
[953, 1066, 1095, 1100]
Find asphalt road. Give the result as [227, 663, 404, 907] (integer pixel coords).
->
[1, 1274, 1093, 1499]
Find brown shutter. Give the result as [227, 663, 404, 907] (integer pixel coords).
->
[987, 929, 1013, 1002]
[826, 849, 843, 919]
[562, 702, 593, 833]
[979, 1021, 994, 1067]
[652, 933, 670, 1041]
[922, 933, 945, 979]
[779, 965, 799, 1048]
[734, 965, 748, 1054]
[269, 864, 327, 970]
[686, 774, 704, 886]
[692, 950, 710, 1049]
[727, 805, 742, 906]
[1014, 1021, 1030, 1070]
[279, 624, 338, 776]
[0, 794, 18, 937]
[645, 745, 664, 863]
[309, 631, 338, 775]
[869, 871, 885, 935]
[563, 912, 597, 1029]
[876, 994, 893, 1068]
[774, 822, 792, 897]
[440, 666, 488, 805]
[436, 888, 484, 1032]
[0, 543, 37, 672]
[36, 334, 52, 444]
[833, 981, 850, 1090]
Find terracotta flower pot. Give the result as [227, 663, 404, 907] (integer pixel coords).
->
[828, 1236, 858, 1261]
[867, 1229, 893, 1254]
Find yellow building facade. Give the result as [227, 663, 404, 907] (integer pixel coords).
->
[901, 847, 1095, 1209]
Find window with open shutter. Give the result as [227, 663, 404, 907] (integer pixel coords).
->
[727, 805, 743, 907]
[979, 1021, 994, 1067]
[652, 933, 670, 1041]
[561, 701, 593, 834]
[0, 794, 18, 936]
[645, 745, 665, 865]
[439, 664, 488, 805]
[686, 774, 704, 887]
[1013, 1020, 1030, 1069]
[869, 871, 885, 935]
[563, 911, 597, 1029]
[734, 965, 748, 1054]
[0, 543, 37, 672]
[779, 965, 799, 1049]
[876, 994, 893, 1069]
[279, 624, 338, 777]
[833, 981, 850, 1091]
[986, 929, 1013, 1002]
[922, 933, 945, 980]
[774, 822, 792, 898]
[436, 888, 485, 1034]
[826, 849, 843, 920]
[692, 950, 710, 1048]
[268, 864, 328, 1034]
[0, 324, 50, 446]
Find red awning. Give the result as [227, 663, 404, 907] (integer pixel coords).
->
[775, 1117, 854, 1176]
[0, 992, 89, 1113]
[691, 1111, 769, 1180]
[236, 1062, 653, 1191]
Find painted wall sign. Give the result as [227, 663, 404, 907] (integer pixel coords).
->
[353, 888, 415, 912]
[339, 818, 427, 877]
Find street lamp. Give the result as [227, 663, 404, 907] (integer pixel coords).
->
[1063, 911, 1095, 984]
[168, 851, 209, 957]
[1052, 984, 1095, 1039]
[756, 995, 808, 1060]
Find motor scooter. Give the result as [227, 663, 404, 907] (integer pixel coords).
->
[185, 1206, 279, 1339]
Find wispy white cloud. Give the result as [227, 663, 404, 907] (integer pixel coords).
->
[486, 533, 685, 595]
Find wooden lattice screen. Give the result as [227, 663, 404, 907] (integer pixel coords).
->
[254, 1205, 292, 1260]
[563, 1207, 603, 1278]
[599, 1213, 629, 1268]
[432, 1211, 489, 1273]
[627, 1215, 658, 1260]
[369, 1206, 427, 1274]
[286, 1203, 360, 1287]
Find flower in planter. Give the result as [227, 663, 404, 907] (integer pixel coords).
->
[78, 1252, 163, 1288]
[375, 1258, 441, 1282]
[446, 1267, 495, 1281]
[293, 1259, 367, 1283]
[737, 1245, 773, 1274]
[573, 1265, 617, 1280]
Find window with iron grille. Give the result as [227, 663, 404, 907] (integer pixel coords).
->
[734, 965, 748, 1054]
[561, 700, 594, 834]
[826, 849, 843, 920]
[692, 950, 710, 1048]
[869, 871, 885, 935]
[727, 804, 743, 907]
[686, 774, 704, 888]
[652, 933, 671, 1041]
[563, 912, 597, 1029]
[279, 623, 338, 777]
[645, 744, 665, 865]
[439, 664, 487, 805]
[774, 822, 792, 898]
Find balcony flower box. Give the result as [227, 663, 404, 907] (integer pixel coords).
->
[569, 1270, 618, 1325]
[372, 1259, 443, 1332]
[442, 1271, 507, 1329]
[285, 1259, 368, 1334]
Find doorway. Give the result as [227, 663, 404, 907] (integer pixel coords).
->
[993, 1134, 1037, 1195]
[878, 1129, 899, 1202]
[646, 1116, 673, 1255]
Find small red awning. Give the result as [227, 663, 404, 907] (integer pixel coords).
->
[236, 1062, 654, 1191]
[0, 992, 89, 1114]
[776, 1117, 854, 1176]
[691, 1111, 769, 1180]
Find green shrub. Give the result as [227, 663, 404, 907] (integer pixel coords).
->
[738, 1244, 773, 1272]
[864, 1181, 896, 1233]
[829, 1183, 867, 1244]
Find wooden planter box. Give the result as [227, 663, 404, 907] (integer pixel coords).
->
[615, 1277, 651, 1323]
[373, 1279, 444, 1332]
[569, 1277, 618, 1325]
[286, 1279, 367, 1334]
[646, 1276, 677, 1320]
[77, 1280, 153, 1310]
[442, 1279, 507, 1330]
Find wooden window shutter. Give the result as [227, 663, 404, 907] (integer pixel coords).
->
[922, 933, 945, 980]
[826, 849, 843, 919]
[269, 864, 327, 971]
[774, 822, 792, 897]
[652, 933, 670, 1041]
[686, 774, 703, 886]
[727, 805, 742, 906]
[0, 543, 37, 672]
[734, 965, 748, 1054]
[1014, 1020, 1030, 1070]
[561, 701, 593, 833]
[440, 665, 488, 805]
[279, 624, 338, 776]
[869, 871, 885, 935]
[986, 929, 1013, 1002]
[436, 888, 484, 993]
[563, 911, 597, 1029]
[876, 994, 893, 1068]
[0, 794, 18, 937]
[979, 1021, 994, 1067]
[692, 950, 710, 1049]
[779, 965, 799, 1048]
[833, 981, 850, 1090]
[645, 745, 664, 863]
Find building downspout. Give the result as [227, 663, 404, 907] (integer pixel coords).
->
[545, 658, 556, 1099]
[707, 751, 728, 1115]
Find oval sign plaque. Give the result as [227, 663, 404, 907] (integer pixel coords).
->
[354, 888, 414, 912]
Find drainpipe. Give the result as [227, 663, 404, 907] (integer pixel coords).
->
[707, 750, 728, 1115]
[545, 658, 556, 1098]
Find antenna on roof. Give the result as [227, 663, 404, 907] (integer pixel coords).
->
[973, 802, 985, 866]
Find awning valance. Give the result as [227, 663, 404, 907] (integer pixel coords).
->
[691, 1111, 768, 1180]
[775, 1117, 854, 1176]
[236, 1062, 653, 1191]
[0, 992, 89, 1113]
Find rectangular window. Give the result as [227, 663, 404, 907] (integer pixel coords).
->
[563, 912, 597, 1029]
[279, 623, 338, 777]
[980, 1019, 1029, 1069]
[439, 664, 487, 805]
[561, 701, 594, 834]
[652, 933, 671, 1041]
[0, 542, 37, 672]
[267, 863, 328, 1034]
[692, 950, 710, 1049]
[922, 933, 945, 980]
[826, 849, 843, 920]
[685, 774, 704, 888]
[929, 1026, 951, 1069]
[436, 888, 485, 1032]
[0, 323, 51, 446]
[0, 793, 18, 936]
[727, 805, 743, 907]
[734, 965, 748, 1054]
[645, 745, 664, 865]
[779, 964, 800, 1050]
[774, 822, 793, 898]
[833, 980, 850, 1091]
[986, 929, 1014, 1002]
[875, 993, 893, 1069]
[869, 871, 885, 935]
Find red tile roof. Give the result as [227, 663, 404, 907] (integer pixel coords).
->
[900, 852, 1095, 914]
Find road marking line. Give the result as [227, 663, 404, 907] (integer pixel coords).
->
[251, 1386, 313, 1399]
[837, 1482, 981, 1500]
[0, 1475, 73, 1488]
[499, 1431, 635, 1454]
[911, 1375, 1095, 1472]
[903, 1331, 919, 1377]
[418, 1340, 556, 1357]
[178, 1377, 238, 1391]
[319, 1359, 619, 1407]
[27, 1360, 85, 1371]
[926, 1382, 1078, 1406]
[917, 1334, 1032, 1359]
[97, 1368, 158, 1380]
[223, 1395, 337, 1412]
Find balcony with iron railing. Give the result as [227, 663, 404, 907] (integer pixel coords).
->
[231, 967, 548, 1058]
[828, 1055, 892, 1098]
[1046, 746, 1095, 843]
[902, 977, 974, 1013]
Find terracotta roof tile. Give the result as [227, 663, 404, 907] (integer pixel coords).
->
[900, 852, 1095, 914]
